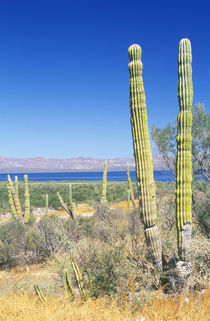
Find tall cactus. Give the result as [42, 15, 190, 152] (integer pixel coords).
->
[100, 160, 107, 205]
[128, 44, 162, 269]
[126, 163, 136, 208]
[24, 174, 30, 224]
[8, 175, 22, 218]
[176, 39, 193, 261]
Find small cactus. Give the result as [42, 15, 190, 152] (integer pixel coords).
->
[100, 160, 107, 205]
[71, 253, 87, 301]
[176, 38, 193, 261]
[63, 269, 74, 300]
[34, 284, 46, 303]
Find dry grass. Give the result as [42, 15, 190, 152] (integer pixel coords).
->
[0, 288, 209, 321]
[111, 199, 139, 210]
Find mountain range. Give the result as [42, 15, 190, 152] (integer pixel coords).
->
[0, 156, 167, 172]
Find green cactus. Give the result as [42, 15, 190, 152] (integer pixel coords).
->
[70, 253, 87, 301]
[8, 175, 22, 218]
[34, 284, 46, 303]
[176, 38, 193, 261]
[100, 160, 107, 205]
[69, 184, 76, 214]
[63, 269, 74, 300]
[7, 178, 18, 219]
[126, 163, 136, 208]
[45, 194, 49, 216]
[128, 44, 162, 269]
[24, 175, 30, 224]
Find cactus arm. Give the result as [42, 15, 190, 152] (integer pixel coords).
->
[14, 176, 19, 195]
[24, 175, 30, 224]
[45, 194, 49, 216]
[71, 253, 87, 301]
[126, 163, 136, 208]
[8, 175, 22, 218]
[128, 44, 162, 269]
[176, 38, 193, 261]
[63, 269, 74, 300]
[100, 160, 108, 205]
[34, 284, 46, 303]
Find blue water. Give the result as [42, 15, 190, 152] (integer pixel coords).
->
[0, 171, 175, 182]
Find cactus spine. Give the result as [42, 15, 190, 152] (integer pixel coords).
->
[100, 160, 108, 205]
[24, 175, 30, 223]
[126, 163, 136, 208]
[128, 44, 162, 269]
[8, 175, 22, 218]
[176, 39, 193, 261]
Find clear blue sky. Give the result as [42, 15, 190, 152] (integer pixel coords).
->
[0, 0, 209, 159]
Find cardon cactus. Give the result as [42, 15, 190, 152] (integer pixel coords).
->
[7, 177, 18, 219]
[128, 44, 162, 269]
[176, 38, 193, 261]
[7, 175, 22, 218]
[100, 160, 107, 205]
[24, 174, 30, 223]
[126, 163, 136, 208]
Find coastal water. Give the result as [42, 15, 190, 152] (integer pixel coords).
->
[0, 171, 175, 182]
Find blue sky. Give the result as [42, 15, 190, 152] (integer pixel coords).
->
[0, 0, 209, 159]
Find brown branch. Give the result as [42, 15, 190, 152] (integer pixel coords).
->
[57, 192, 76, 220]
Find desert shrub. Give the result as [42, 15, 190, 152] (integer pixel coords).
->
[0, 219, 45, 268]
[192, 181, 210, 237]
[36, 215, 74, 256]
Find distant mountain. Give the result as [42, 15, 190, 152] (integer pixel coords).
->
[0, 156, 167, 172]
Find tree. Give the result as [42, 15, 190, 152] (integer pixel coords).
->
[152, 103, 210, 181]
